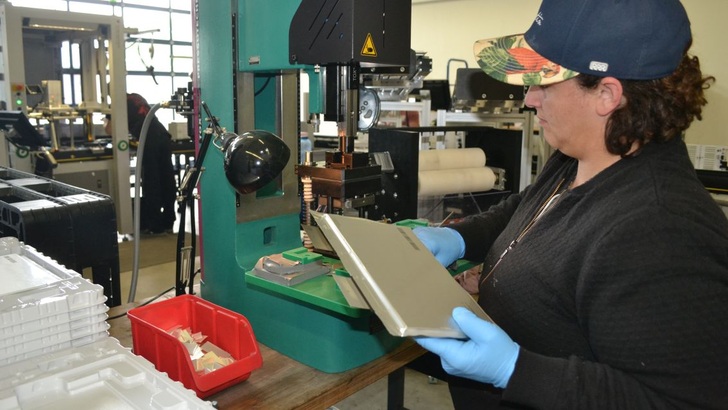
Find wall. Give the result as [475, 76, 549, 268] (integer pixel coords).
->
[412, 0, 728, 145]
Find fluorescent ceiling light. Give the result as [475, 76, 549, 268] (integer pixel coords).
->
[24, 18, 98, 32]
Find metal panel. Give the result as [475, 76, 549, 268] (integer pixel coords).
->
[313, 211, 492, 338]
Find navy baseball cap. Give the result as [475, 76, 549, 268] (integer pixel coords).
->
[473, 0, 692, 86]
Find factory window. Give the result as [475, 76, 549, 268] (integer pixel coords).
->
[10, 0, 192, 127]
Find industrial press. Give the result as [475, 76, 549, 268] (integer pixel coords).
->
[195, 0, 525, 372]
[194, 0, 421, 372]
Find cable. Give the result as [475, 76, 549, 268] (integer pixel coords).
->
[108, 286, 175, 320]
[419, 190, 505, 221]
[126, 37, 142, 50]
[136, 43, 158, 85]
[468, 192, 483, 213]
[254, 76, 272, 96]
[419, 197, 445, 219]
[128, 102, 164, 303]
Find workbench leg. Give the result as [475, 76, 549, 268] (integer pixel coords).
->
[387, 367, 406, 410]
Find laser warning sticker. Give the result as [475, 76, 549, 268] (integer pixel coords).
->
[361, 33, 377, 57]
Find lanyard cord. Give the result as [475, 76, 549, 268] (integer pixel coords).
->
[480, 177, 569, 286]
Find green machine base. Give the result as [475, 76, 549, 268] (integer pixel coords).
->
[199, 213, 404, 373]
[236, 278, 403, 373]
[198, 209, 477, 373]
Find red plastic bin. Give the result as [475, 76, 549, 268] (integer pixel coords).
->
[127, 294, 262, 398]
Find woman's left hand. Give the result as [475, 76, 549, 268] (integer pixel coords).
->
[415, 307, 520, 389]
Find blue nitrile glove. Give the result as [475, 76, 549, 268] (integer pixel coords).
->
[412, 226, 465, 267]
[415, 307, 520, 389]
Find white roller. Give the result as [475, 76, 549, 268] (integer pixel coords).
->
[418, 148, 486, 171]
[418, 167, 497, 197]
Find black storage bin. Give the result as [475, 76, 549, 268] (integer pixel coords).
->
[0, 166, 120, 307]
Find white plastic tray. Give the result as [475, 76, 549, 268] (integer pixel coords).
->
[0, 237, 106, 331]
[0, 304, 108, 339]
[0, 237, 79, 296]
[0, 276, 106, 329]
[0, 317, 109, 354]
[0, 329, 109, 366]
[0, 311, 107, 347]
[0, 337, 216, 409]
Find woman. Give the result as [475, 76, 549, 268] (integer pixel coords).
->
[107, 93, 177, 234]
[413, 0, 728, 408]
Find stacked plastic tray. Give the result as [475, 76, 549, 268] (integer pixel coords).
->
[0, 237, 216, 409]
[0, 166, 121, 307]
[0, 236, 109, 366]
[0, 337, 216, 409]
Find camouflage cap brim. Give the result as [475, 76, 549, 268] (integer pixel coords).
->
[473, 34, 579, 86]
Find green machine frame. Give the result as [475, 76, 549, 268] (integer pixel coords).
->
[195, 0, 402, 372]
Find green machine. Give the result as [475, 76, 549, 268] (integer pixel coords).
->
[194, 0, 414, 372]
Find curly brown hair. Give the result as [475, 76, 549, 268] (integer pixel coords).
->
[577, 53, 715, 157]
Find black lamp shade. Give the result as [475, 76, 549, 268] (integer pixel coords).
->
[223, 130, 290, 195]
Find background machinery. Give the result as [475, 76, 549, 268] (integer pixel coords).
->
[0, 2, 132, 233]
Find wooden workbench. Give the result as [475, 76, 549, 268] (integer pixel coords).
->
[108, 302, 426, 409]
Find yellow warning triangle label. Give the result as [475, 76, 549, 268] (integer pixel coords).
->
[361, 33, 377, 57]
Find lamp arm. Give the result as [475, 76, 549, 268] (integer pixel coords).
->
[177, 101, 224, 201]
[126, 99, 231, 299]
[173, 101, 226, 296]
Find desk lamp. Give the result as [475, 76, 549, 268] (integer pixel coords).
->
[127, 98, 290, 301]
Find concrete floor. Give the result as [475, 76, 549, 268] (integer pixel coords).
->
[117, 229, 455, 409]
[332, 368, 453, 409]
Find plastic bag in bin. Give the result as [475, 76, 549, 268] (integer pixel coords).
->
[127, 295, 263, 398]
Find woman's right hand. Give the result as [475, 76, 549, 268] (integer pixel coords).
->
[412, 226, 466, 267]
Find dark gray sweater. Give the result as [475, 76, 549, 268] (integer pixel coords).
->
[450, 137, 728, 409]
